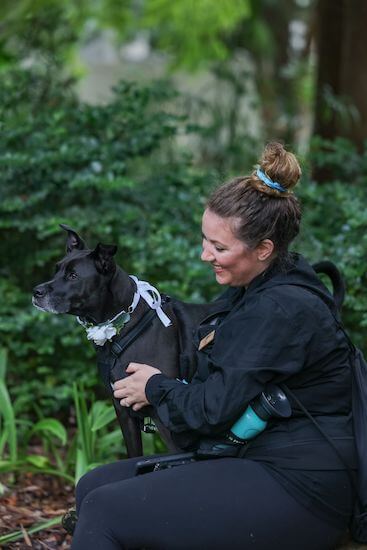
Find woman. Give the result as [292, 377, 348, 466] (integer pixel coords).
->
[71, 143, 356, 549]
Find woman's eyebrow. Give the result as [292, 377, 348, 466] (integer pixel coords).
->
[201, 232, 227, 247]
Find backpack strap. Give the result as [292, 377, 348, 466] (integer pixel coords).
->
[280, 383, 358, 498]
[285, 281, 367, 541]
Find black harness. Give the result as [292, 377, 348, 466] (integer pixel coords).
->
[96, 307, 160, 390]
[95, 299, 171, 434]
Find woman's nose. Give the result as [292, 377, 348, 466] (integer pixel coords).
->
[201, 243, 214, 262]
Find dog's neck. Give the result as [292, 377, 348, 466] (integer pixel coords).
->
[82, 267, 137, 325]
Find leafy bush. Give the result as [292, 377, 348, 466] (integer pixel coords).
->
[0, 67, 219, 417]
[297, 137, 367, 350]
[0, 349, 123, 486]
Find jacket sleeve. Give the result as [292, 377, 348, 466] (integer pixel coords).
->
[145, 294, 313, 435]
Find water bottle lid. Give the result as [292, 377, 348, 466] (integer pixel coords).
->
[253, 384, 291, 420]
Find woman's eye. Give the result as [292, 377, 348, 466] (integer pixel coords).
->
[215, 246, 225, 252]
[67, 271, 78, 280]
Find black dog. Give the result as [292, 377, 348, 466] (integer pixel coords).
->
[33, 225, 345, 457]
[32, 225, 227, 457]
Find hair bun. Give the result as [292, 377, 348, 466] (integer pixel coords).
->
[255, 142, 301, 196]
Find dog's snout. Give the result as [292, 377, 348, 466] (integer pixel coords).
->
[33, 285, 47, 298]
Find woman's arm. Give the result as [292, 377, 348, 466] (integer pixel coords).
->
[116, 295, 312, 435]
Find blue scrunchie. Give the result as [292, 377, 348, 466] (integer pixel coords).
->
[256, 168, 287, 193]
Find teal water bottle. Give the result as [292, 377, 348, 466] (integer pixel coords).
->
[197, 384, 291, 457]
[227, 384, 291, 444]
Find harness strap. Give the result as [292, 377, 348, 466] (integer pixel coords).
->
[96, 305, 165, 392]
[110, 308, 158, 358]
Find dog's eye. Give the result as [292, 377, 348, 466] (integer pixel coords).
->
[67, 271, 78, 280]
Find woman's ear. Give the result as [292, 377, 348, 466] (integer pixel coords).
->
[257, 239, 274, 262]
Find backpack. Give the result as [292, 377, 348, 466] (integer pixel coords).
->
[347, 345, 367, 543]
[286, 281, 367, 543]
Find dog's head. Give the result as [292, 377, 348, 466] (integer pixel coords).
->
[32, 225, 118, 319]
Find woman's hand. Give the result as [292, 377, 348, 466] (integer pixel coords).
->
[113, 363, 161, 411]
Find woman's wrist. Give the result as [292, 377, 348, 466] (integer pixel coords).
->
[145, 373, 166, 404]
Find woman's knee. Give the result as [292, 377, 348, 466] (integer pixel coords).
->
[75, 459, 138, 513]
[72, 485, 123, 549]
[75, 469, 100, 513]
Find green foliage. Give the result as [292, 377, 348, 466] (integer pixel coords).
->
[73, 383, 124, 482]
[0, 348, 17, 463]
[0, 0, 251, 71]
[0, 60, 220, 417]
[142, 0, 251, 69]
[0, 351, 71, 481]
[297, 137, 367, 350]
[0, 359, 124, 482]
[0, 2, 79, 70]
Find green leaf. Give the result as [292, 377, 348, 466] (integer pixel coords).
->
[0, 459, 17, 472]
[90, 402, 116, 432]
[75, 448, 88, 484]
[0, 380, 17, 462]
[0, 348, 7, 380]
[26, 454, 50, 468]
[31, 418, 67, 445]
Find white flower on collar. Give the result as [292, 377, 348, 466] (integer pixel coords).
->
[86, 324, 117, 346]
[76, 275, 172, 347]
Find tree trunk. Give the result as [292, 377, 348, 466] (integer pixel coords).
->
[339, 0, 367, 147]
[314, 0, 367, 149]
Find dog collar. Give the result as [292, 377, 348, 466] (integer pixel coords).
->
[77, 310, 132, 346]
[77, 276, 171, 346]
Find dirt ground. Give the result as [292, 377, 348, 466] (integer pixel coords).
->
[0, 473, 74, 549]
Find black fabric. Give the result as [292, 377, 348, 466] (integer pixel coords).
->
[172, 297, 234, 383]
[343, 347, 367, 542]
[279, 280, 367, 543]
[72, 456, 345, 550]
[145, 254, 357, 525]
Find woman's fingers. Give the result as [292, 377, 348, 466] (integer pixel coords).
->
[126, 362, 149, 374]
[118, 397, 147, 410]
[113, 379, 125, 390]
[132, 401, 147, 411]
[113, 362, 159, 406]
[113, 386, 127, 399]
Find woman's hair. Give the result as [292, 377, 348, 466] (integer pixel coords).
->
[206, 142, 302, 265]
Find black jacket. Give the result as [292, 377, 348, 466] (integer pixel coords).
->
[146, 254, 356, 474]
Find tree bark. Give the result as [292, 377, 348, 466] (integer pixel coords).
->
[314, 0, 367, 149]
[339, 0, 367, 147]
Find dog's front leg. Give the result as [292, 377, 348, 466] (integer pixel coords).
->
[113, 399, 143, 457]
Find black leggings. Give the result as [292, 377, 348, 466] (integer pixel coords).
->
[72, 456, 344, 550]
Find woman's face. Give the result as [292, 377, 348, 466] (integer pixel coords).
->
[201, 209, 269, 287]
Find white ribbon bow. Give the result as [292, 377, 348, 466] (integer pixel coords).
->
[129, 275, 172, 327]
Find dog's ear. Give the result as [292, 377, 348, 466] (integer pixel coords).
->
[91, 243, 117, 275]
[60, 224, 86, 253]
